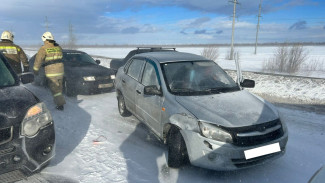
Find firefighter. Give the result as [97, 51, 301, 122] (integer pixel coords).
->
[0, 31, 29, 74]
[33, 32, 66, 110]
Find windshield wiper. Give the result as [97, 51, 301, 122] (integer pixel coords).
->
[172, 88, 196, 92]
[200, 88, 221, 94]
[201, 86, 239, 94]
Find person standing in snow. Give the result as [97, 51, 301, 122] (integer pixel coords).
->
[33, 32, 66, 111]
[0, 31, 29, 74]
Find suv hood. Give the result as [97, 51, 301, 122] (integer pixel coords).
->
[65, 63, 115, 77]
[0, 86, 38, 127]
[175, 90, 278, 128]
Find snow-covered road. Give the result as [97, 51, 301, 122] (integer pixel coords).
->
[18, 84, 325, 183]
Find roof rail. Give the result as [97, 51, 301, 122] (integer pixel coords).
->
[136, 47, 176, 51]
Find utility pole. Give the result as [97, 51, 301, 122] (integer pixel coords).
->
[229, 0, 239, 60]
[254, 0, 262, 55]
[68, 21, 76, 49]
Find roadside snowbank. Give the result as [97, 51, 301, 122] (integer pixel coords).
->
[227, 71, 325, 105]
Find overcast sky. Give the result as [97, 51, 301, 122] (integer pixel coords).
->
[0, 0, 324, 45]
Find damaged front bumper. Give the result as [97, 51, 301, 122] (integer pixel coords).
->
[181, 129, 288, 171]
[0, 123, 55, 176]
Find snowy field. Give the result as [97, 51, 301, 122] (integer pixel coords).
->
[18, 46, 325, 183]
[78, 46, 325, 78]
[25, 46, 325, 79]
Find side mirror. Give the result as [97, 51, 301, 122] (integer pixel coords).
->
[20, 72, 34, 84]
[144, 85, 162, 96]
[96, 60, 101, 64]
[240, 79, 255, 88]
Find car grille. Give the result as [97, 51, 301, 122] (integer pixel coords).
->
[231, 151, 283, 168]
[225, 119, 284, 147]
[95, 76, 111, 81]
[0, 127, 13, 145]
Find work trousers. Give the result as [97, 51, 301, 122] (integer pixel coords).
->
[47, 76, 66, 106]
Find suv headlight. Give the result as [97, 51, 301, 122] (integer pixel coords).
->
[21, 103, 53, 137]
[199, 122, 233, 143]
[110, 75, 115, 79]
[83, 76, 96, 81]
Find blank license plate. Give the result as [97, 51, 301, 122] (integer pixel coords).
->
[244, 143, 281, 160]
[98, 83, 113, 88]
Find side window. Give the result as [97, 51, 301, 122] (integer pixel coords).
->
[127, 59, 145, 81]
[0, 59, 15, 87]
[141, 62, 159, 87]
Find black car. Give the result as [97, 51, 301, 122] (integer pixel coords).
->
[110, 47, 176, 73]
[29, 49, 115, 96]
[0, 53, 55, 181]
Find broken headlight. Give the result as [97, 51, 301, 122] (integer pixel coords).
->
[21, 103, 53, 137]
[199, 122, 233, 143]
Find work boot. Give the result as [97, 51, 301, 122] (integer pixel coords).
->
[56, 105, 64, 111]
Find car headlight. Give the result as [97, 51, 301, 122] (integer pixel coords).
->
[21, 103, 53, 137]
[110, 75, 115, 79]
[199, 122, 233, 143]
[83, 76, 96, 81]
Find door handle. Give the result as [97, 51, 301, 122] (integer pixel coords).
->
[136, 90, 141, 94]
[122, 79, 126, 84]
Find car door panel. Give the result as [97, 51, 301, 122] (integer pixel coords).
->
[122, 59, 145, 114]
[136, 61, 163, 136]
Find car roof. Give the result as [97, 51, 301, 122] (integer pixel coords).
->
[62, 49, 86, 54]
[134, 51, 209, 63]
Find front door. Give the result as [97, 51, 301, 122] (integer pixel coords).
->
[136, 61, 163, 136]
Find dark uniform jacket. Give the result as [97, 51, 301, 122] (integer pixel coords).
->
[33, 41, 64, 77]
[0, 40, 29, 74]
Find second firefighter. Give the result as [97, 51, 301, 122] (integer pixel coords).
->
[33, 32, 66, 110]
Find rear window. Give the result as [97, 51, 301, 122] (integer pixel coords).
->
[63, 52, 97, 65]
[0, 58, 16, 87]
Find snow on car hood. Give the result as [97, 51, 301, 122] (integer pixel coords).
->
[175, 90, 279, 128]
[0, 86, 38, 127]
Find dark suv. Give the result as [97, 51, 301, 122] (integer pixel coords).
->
[0, 53, 55, 182]
[110, 47, 176, 73]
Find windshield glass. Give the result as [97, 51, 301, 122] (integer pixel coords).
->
[63, 52, 97, 66]
[0, 58, 16, 87]
[162, 61, 239, 96]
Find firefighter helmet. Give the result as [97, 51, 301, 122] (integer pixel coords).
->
[1, 31, 14, 42]
[42, 32, 54, 41]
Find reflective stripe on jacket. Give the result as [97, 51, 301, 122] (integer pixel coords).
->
[34, 41, 64, 77]
[0, 40, 29, 74]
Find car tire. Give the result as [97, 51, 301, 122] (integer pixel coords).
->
[64, 80, 76, 97]
[118, 95, 131, 117]
[167, 128, 188, 168]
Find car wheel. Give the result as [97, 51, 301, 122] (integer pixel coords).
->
[64, 80, 76, 97]
[167, 127, 188, 168]
[118, 95, 131, 117]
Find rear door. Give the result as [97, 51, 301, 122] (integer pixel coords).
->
[136, 60, 164, 136]
[121, 58, 145, 114]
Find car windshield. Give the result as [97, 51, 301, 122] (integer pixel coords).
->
[162, 61, 239, 96]
[63, 52, 97, 66]
[0, 57, 16, 87]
